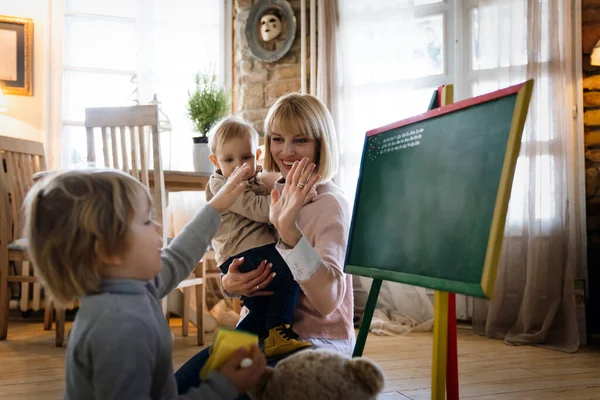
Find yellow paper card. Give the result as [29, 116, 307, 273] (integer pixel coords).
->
[199, 328, 259, 379]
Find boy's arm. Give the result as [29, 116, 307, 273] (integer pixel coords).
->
[87, 314, 239, 400]
[157, 204, 221, 298]
[211, 178, 270, 223]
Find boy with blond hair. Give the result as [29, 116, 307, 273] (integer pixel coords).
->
[24, 166, 265, 399]
[206, 116, 311, 358]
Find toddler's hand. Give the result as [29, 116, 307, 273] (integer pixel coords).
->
[219, 344, 267, 394]
[208, 164, 250, 213]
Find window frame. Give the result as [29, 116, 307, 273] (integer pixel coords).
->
[49, 0, 232, 171]
[337, 0, 557, 226]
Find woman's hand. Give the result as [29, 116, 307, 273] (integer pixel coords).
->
[219, 344, 267, 394]
[222, 257, 276, 297]
[208, 164, 250, 213]
[269, 158, 320, 247]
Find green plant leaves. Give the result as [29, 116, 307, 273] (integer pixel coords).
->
[187, 71, 229, 136]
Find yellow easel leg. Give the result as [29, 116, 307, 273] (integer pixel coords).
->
[432, 291, 449, 400]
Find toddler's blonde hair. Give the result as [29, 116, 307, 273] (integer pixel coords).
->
[23, 169, 151, 305]
[208, 116, 259, 155]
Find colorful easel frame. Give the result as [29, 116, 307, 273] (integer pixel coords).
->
[350, 80, 534, 400]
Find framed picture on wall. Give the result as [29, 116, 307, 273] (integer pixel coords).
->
[0, 15, 33, 96]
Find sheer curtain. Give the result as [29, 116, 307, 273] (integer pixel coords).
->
[336, 0, 579, 345]
[55, 0, 226, 324]
[470, 0, 579, 352]
[337, 1, 442, 334]
[133, 0, 228, 237]
[136, 0, 228, 322]
[316, 0, 340, 113]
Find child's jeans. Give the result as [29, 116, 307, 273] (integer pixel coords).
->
[219, 243, 299, 338]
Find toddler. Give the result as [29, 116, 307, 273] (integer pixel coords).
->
[206, 116, 312, 358]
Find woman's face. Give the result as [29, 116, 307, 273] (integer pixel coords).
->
[269, 129, 318, 179]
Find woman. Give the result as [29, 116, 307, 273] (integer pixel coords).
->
[176, 93, 354, 395]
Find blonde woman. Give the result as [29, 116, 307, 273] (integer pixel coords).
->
[176, 93, 354, 397]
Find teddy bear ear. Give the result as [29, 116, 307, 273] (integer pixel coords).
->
[248, 366, 275, 400]
[347, 358, 385, 396]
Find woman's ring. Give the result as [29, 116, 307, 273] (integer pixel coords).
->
[297, 182, 305, 188]
[256, 285, 260, 290]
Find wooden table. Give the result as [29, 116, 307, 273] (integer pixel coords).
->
[33, 170, 211, 192]
[151, 170, 210, 192]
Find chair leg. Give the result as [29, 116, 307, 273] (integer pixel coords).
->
[43, 298, 53, 331]
[0, 260, 9, 340]
[182, 286, 190, 337]
[20, 261, 30, 312]
[55, 307, 65, 347]
[195, 261, 204, 346]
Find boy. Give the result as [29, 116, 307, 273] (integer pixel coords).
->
[24, 167, 265, 399]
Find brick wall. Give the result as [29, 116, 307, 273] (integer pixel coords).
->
[583, 0, 600, 342]
[233, 0, 310, 134]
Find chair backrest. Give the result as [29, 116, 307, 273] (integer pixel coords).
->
[84, 105, 166, 244]
[0, 136, 47, 242]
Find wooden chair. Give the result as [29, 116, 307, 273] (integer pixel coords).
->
[185, 249, 221, 345]
[84, 105, 209, 345]
[0, 136, 66, 346]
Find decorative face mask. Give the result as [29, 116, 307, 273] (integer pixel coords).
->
[260, 13, 282, 42]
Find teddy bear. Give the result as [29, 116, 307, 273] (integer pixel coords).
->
[248, 348, 385, 400]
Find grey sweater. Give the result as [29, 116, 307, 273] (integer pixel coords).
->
[65, 205, 238, 400]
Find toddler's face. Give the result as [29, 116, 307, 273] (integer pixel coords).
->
[213, 137, 257, 180]
[114, 194, 163, 280]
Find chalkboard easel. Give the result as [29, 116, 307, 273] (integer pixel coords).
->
[348, 80, 534, 400]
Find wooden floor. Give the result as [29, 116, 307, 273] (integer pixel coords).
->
[1, 318, 600, 399]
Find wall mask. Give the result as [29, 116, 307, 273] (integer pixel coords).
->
[245, 0, 296, 63]
[260, 12, 282, 42]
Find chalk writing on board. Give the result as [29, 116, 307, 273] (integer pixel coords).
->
[367, 128, 424, 161]
[367, 136, 381, 161]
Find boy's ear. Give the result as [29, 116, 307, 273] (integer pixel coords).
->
[94, 241, 122, 266]
[256, 147, 263, 161]
[209, 154, 220, 169]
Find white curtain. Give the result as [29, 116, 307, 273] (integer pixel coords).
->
[132, 0, 227, 237]
[471, 0, 579, 353]
[133, 0, 228, 322]
[337, 1, 439, 334]
[52, 0, 227, 324]
[336, 0, 579, 346]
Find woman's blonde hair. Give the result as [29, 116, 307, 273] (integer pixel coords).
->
[263, 92, 339, 182]
[208, 115, 259, 155]
[23, 169, 151, 305]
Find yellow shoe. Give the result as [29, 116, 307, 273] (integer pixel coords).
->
[263, 324, 312, 358]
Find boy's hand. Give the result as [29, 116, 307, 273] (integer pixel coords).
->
[219, 344, 267, 394]
[208, 164, 250, 213]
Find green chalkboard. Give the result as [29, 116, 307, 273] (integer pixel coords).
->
[344, 80, 533, 298]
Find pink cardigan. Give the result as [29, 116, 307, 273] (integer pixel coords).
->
[275, 180, 354, 340]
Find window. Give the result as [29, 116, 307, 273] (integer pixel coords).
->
[57, 0, 228, 170]
[338, 0, 454, 209]
[337, 0, 555, 225]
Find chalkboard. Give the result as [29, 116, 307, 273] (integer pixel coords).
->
[344, 80, 533, 299]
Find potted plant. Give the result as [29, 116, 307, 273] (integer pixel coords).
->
[187, 70, 229, 173]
